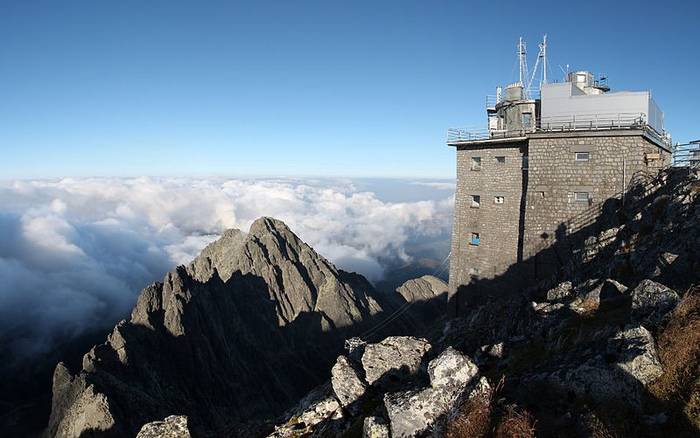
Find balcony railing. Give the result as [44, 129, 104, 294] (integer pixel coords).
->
[447, 113, 669, 145]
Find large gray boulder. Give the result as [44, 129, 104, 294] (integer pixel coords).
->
[607, 325, 663, 387]
[384, 348, 483, 438]
[428, 347, 479, 389]
[331, 355, 367, 408]
[268, 385, 343, 438]
[546, 324, 663, 408]
[361, 336, 431, 386]
[137, 416, 191, 438]
[629, 279, 680, 328]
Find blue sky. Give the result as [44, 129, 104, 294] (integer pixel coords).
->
[1, 0, 698, 179]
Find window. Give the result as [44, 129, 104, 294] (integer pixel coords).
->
[470, 233, 481, 246]
[574, 192, 590, 202]
[471, 195, 481, 208]
[522, 112, 532, 128]
[575, 152, 590, 162]
[494, 196, 504, 204]
[522, 155, 529, 170]
[538, 191, 546, 198]
[471, 157, 482, 171]
[495, 156, 506, 164]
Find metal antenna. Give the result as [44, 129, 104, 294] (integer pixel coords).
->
[526, 35, 548, 97]
[518, 37, 528, 86]
[541, 34, 547, 84]
[518, 37, 529, 99]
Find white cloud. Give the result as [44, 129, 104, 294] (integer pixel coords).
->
[0, 177, 453, 359]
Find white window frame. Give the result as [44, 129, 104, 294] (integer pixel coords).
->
[574, 192, 590, 202]
[575, 151, 590, 162]
[471, 156, 482, 171]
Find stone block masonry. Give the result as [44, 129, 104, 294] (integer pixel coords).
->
[449, 141, 526, 289]
[448, 129, 670, 300]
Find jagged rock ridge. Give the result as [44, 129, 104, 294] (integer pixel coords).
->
[46, 217, 424, 437]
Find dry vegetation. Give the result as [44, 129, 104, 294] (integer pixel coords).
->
[445, 391, 493, 438]
[445, 378, 536, 438]
[649, 285, 700, 431]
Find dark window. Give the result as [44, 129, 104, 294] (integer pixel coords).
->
[495, 156, 506, 164]
[471, 195, 481, 208]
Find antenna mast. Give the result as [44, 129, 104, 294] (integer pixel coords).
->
[541, 34, 547, 84]
[518, 37, 528, 86]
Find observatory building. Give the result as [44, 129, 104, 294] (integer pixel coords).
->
[446, 37, 671, 306]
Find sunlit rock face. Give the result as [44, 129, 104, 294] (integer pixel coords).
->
[46, 217, 402, 437]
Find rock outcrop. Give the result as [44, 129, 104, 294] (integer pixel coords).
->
[271, 337, 488, 438]
[46, 218, 415, 437]
[136, 416, 191, 438]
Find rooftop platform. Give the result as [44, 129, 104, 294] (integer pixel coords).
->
[447, 112, 671, 150]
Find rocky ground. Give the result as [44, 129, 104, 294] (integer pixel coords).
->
[229, 167, 700, 437]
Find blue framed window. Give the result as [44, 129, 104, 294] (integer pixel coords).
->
[470, 232, 480, 246]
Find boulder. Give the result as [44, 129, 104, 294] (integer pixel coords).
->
[546, 281, 573, 301]
[331, 356, 367, 408]
[384, 349, 483, 437]
[137, 416, 191, 438]
[428, 347, 479, 389]
[629, 280, 680, 328]
[363, 416, 390, 438]
[361, 336, 431, 386]
[545, 325, 663, 408]
[607, 325, 663, 387]
[268, 385, 343, 438]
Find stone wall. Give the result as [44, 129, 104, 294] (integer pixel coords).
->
[523, 132, 670, 280]
[448, 130, 671, 298]
[448, 141, 526, 293]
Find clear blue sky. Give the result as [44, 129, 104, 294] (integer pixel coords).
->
[1, 0, 698, 179]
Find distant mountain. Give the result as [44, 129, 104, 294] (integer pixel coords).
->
[46, 217, 440, 437]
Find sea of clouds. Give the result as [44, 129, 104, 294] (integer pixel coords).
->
[0, 177, 453, 359]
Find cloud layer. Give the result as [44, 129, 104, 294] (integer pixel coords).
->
[0, 177, 453, 359]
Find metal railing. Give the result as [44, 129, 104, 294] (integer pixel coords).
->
[447, 112, 669, 145]
[447, 127, 528, 143]
[672, 143, 700, 168]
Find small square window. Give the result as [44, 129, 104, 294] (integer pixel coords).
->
[574, 192, 590, 202]
[470, 233, 481, 246]
[471, 195, 481, 208]
[575, 152, 590, 162]
[494, 196, 504, 204]
[495, 156, 506, 164]
[538, 191, 546, 198]
[471, 157, 482, 171]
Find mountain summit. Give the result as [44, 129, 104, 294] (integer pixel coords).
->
[46, 217, 431, 437]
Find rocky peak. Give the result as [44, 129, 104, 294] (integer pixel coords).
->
[45, 217, 420, 437]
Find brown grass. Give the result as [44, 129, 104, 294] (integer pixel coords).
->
[649, 285, 700, 431]
[445, 391, 493, 438]
[494, 405, 536, 438]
